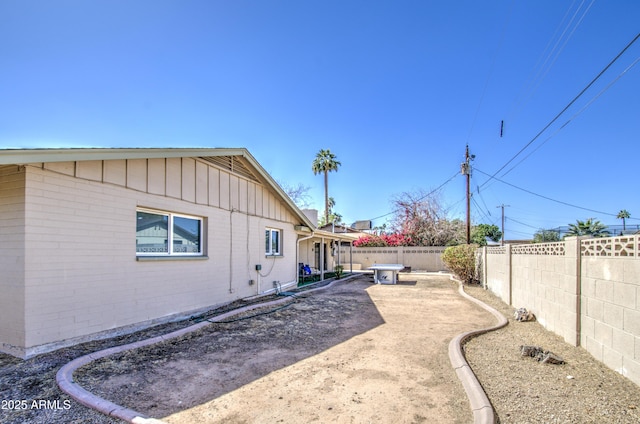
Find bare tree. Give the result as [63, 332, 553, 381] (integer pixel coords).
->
[280, 182, 312, 209]
[389, 190, 464, 246]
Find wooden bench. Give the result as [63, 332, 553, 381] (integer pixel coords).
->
[298, 264, 321, 285]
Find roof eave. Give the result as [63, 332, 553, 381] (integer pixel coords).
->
[0, 147, 316, 229]
[0, 147, 248, 165]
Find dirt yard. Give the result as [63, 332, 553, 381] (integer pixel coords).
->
[4, 273, 640, 423]
[74, 274, 494, 423]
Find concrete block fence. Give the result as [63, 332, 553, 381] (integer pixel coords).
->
[339, 246, 448, 272]
[480, 235, 640, 387]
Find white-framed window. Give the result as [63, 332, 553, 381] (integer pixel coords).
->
[136, 208, 203, 256]
[265, 228, 282, 256]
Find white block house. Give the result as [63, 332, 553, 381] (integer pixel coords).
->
[0, 148, 355, 358]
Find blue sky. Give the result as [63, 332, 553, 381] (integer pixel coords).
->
[2, 1, 639, 239]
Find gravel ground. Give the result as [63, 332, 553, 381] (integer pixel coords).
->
[1, 275, 640, 424]
[463, 284, 640, 424]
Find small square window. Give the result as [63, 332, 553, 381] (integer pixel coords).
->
[265, 228, 282, 256]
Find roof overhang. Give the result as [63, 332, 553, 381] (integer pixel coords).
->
[0, 147, 315, 229]
[312, 229, 360, 242]
[0, 147, 251, 165]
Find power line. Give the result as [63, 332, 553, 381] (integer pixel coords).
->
[481, 30, 640, 187]
[444, 195, 467, 216]
[471, 197, 493, 224]
[475, 167, 622, 218]
[501, 54, 640, 178]
[528, 1, 595, 104]
[507, 0, 595, 124]
[503, 227, 535, 238]
[367, 171, 460, 222]
[507, 216, 543, 230]
[476, 186, 493, 218]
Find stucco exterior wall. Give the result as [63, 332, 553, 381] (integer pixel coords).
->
[0, 166, 26, 357]
[6, 157, 301, 357]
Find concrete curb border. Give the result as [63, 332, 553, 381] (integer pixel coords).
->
[56, 275, 357, 423]
[447, 275, 508, 424]
[57, 273, 507, 423]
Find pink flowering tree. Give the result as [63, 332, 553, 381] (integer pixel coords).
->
[353, 232, 412, 247]
[353, 190, 464, 247]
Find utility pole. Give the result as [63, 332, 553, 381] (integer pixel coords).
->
[497, 204, 510, 245]
[461, 145, 474, 244]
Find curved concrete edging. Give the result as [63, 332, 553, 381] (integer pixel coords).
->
[56, 275, 358, 424]
[447, 275, 508, 424]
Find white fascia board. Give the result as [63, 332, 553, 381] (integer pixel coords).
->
[0, 147, 247, 165]
[0, 147, 316, 229]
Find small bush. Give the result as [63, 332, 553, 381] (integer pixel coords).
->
[442, 244, 478, 284]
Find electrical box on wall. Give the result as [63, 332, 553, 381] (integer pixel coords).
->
[255, 264, 262, 271]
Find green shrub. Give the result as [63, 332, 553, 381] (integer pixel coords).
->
[441, 244, 478, 284]
[334, 265, 344, 279]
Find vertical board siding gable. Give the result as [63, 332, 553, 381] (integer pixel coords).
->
[58, 155, 299, 223]
[76, 160, 103, 182]
[230, 175, 239, 210]
[147, 158, 166, 195]
[238, 179, 248, 213]
[208, 167, 220, 207]
[126, 159, 147, 192]
[195, 161, 208, 205]
[44, 161, 75, 176]
[248, 182, 256, 215]
[181, 158, 196, 202]
[256, 186, 264, 216]
[165, 158, 182, 199]
[219, 172, 230, 210]
[103, 160, 127, 186]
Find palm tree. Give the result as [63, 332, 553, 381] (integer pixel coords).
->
[617, 209, 631, 232]
[319, 197, 344, 226]
[327, 196, 336, 212]
[312, 149, 341, 224]
[565, 218, 609, 238]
